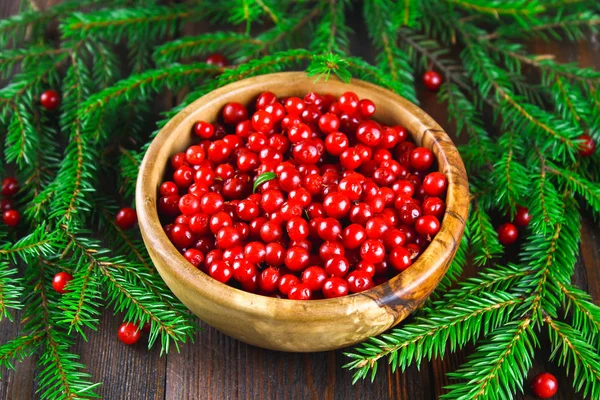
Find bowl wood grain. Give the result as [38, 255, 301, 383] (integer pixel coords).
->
[136, 72, 469, 352]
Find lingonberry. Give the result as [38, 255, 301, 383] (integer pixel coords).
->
[389, 247, 413, 271]
[216, 226, 241, 249]
[347, 271, 373, 293]
[323, 192, 351, 219]
[356, 120, 383, 147]
[258, 267, 280, 292]
[288, 283, 312, 300]
[322, 277, 349, 298]
[531, 372, 558, 399]
[360, 239, 385, 263]
[3, 209, 20, 227]
[423, 71, 443, 91]
[0, 199, 14, 211]
[324, 256, 350, 278]
[40, 89, 61, 110]
[355, 261, 376, 277]
[260, 221, 283, 242]
[287, 217, 309, 241]
[183, 248, 205, 268]
[415, 215, 440, 237]
[170, 224, 194, 249]
[278, 274, 300, 295]
[342, 224, 367, 249]
[284, 246, 310, 272]
[383, 228, 406, 250]
[301, 266, 327, 291]
[116, 207, 137, 229]
[193, 121, 214, 139]
[422, 172, 447, 197]
[118, 322, 141, 345]
[365, 217, 388, 239]
[236, 199, 260, 221]
[422, 197, 445, 219]
[222, 102, 248, 125]
[256, 91, 278, 110]
[497, 222, 519, 245]
[52, 272, 74, 294]
[209, 211, 232, 234]
[410, 147, 434, 171]
[513, 206, 531, 227]
[338, 92, 359, 114]
[160, 181, 178, 196]
[209, 261, 233, 283]
[319, 241, 345, 261]
[578, 134, 596, 157]
[206, 53, 228, 67]
[158, 195, 180, 217]
[1, 177, 18, 197]
[265, 242, 285, 266]
[358, 99, 376, 118]
[316, 218, 342, 242]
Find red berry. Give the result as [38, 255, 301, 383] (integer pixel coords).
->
[284, 246, 310, 272]
[288, 283, 312, 300]
[415, 215, 440, 237]
[251, 110, 275, 133]
[365, 217, 388, 239]
[0, 198, 14, 211]
[323, 192, 351, 219]
[222, 102, 248, 125]
[578, 134, 596, 156]
[170, 224, 195, 249]
[193, 121, 214, 139]
[342, 224, 367, 249]
[256, 91, 278, 110]
[208, 260, 233, 283]
[115, 207, 137, 229]
[531, 372, 558, 399]
[278, 274, 300, 295]
[324, 255, 350, 278]
[356, 121, 383, 147]
[347, 270, 373, 293]
[497, 222, 519, 245]
[183, 248, 204, 268]
[360, 239, 385, 263]
[118, 322, 141, 345]
[40, 89, 60, 110]
[216, 226, 241, 249]
[389, 247, 413, 271]
[422, 197, 445, 219]
[358, 99, 376, 118]
[513, 206, 531, 227]
[422, 172, 447, 197]
[318, 113, 340, 133]
[338, 92, 359, 114]
[1, 177, 18, 197]
[258, 267, 280, 292]
[287, 217, 309, 241]
[200, 192, 224, 215]
[285, 97, 306, 116]
[3, 209, 20, 227]
[410, 147, 434, 171]
[158, 195, 180, 217]
[423, 71, 443, 91]
[206, 53, 228, 67]
[301, 266, 327, 291]
[52, 272, 73, 294]
[322, 277, 349, 298]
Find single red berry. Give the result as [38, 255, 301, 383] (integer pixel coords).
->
[358, 99, 376, 118]
[115, 207, 137, 229]
[497, 222, 519, 245]
[118, 322, 142, 345]
[301, 266, 327, 291]
[260, 221, 283, 243]
[206, 53, 228, 67]
[185, 145, 206, 165]
[208, 261, 233, 283]
[360, 239, 385, 263]
[342, 224, 367, 249]
[287, 217, 309, 241]
[513, 206, 531, 227]
[415, 215, 440, 237]
[347, 270, 373, 293]
[323, 192, 351, 219]
[258, 267, 280, 292]
[40, 89, 60, 110]
[324, 255, 350, 278]
[193, 121, 214, 139]
[410, 147, 434, 171]
[389, 247, 413, 271]
[322, 277, 349, 298]
[170, 223, 195, 249]
[577, 134, 596, 157]
[284, 246, 310, 272]
[288, 283, 312, 300]
[52, 272, 73, 294]
[365, 217, 388, 239]
[216, 226, 241, 249]
[0, 198, 14, 211]
[158, 195, 180, 217]
[422, 197, 446, 220]
[256, 91, 278, 110]
[338, 92, 359, 114]
[1, 177, 18, 197]
[318, 113, 340, 134]
[422, 172, 447, 197]
[3, 209, 20, 227]
[285, 97, 306, 116]
[222, 102, 248, 125]
[423, 71, 443, 91]
[183, 248, 204, 268]
[356, 121, 383, 147]
[531, 372, 558, 399]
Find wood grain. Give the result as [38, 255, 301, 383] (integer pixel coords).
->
[0, 1, 598, 398]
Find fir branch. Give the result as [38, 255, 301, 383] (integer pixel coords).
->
[469, 200, 503, 266]
[0, 333, 43, 377]
[61, 4, 200, 42]
[556, 282, 600, 348]
[0, 224, 59, 264]
[490, 132, 528, 215]
[442, 318, 537, 400]
[345, 292, 523, 382]
[0, 45, 68, 79]
[310, 0, 352, 54]
[435, 221, 469, 293]
[153, 32, 263, 65]
[118, 147, 142, 200]
[481, 11, 600, 41]
[546, 316, 600, 399]
[548, 164, 600, 217]
[446, 0, 544, 17]
[528, 161, 563, 236]
[0, 261, 23, 321]
[395, 0, 421, 28]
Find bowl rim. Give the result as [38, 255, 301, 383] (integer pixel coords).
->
[136, 71, 469, 322]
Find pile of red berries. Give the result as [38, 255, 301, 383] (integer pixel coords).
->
[157, 90, 448, 300]
[1, 177, 20, 227]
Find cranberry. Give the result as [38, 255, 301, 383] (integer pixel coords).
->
[118, 322, 141, 345]
[577, 134, 596, 156]
[324, 256, 350, 278]
[265, 242, 285, 266]
[356, 121, 383, 147]
[423, 71, 443, 91]
[531, 372, 558, 399]
[222, 102, 248, 125]
[209, 261, 233, 283]
[513, 206, 531, 227]
[288, 283, 312, 300]
[115, 207, 137, 229]
[389, 247, 413, 271]
[258, 267, 280, 292]
[347, 271, 373, 293]
[360, 239, 385, 263]
[256, 92, 278, 110]
[285, 246, 310, 272]
[422, 172, 447, 197]
[322, 277, 349, 298]
[342, 224, 367, 249]
[323, 192, 351, 219]
[52, 272, 74, 294]
[358, 99, 376, 118]
[206, 53, 228, 67]
[287, 217, 309, 241]
[260, 221, 283, 242]
[410, 147, 434, 171]
[422, 197, 445, 219]
[415, 215, 440, 237]
[338, 92, 359, 114]
[301, 266, 327, 291]
[171, 224, 194, 249]
[497, 222, 519, 245]
[3, 210, 20, 227]
[278, 274, 300, 295]
[1, 177, 18, 197]
[184, 249, 204, 268]
[193, 121, 214, 139]
[40, 89, 61, 110]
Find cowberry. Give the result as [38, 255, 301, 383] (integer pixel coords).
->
[423, 71, 443, 91]
[118, 322, 141, 345]
[116, 207, 137, 229]
[40, 89, 61, 110]
[513, 206, 531, 227]
[578, 134, 596, 157]
[531, 372, 558, 399]
[497, 222, 519, 245]
[52, 272, 74, 294]
[1, 177, 18, 197]
[3, 209, 20, 227]
[322, 277, 349, 298]
[206, 53, 228, 67]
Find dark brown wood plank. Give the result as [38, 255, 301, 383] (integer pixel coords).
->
[0, 311, 36, 400]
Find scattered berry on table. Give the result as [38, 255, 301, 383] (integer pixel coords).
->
[531, 372, 558, 399]
[206, 53, 228, 67]
[3, 209, 20, 227]
[1, 177, 18, 197]
[118, 322, 142, 345]
[513, 206, 531, 227]
[115, 207, 137, 230]
[577, 134, 596, 157]
[497, 222, 519, 245]
[40, 89, 61, 110]
[423, 71, 443, 92]
[52, 272, 74, 294]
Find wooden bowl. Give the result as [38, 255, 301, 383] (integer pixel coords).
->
[136, 72, 469, 352]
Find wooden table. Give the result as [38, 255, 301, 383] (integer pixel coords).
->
[1, 1, 599, 399]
